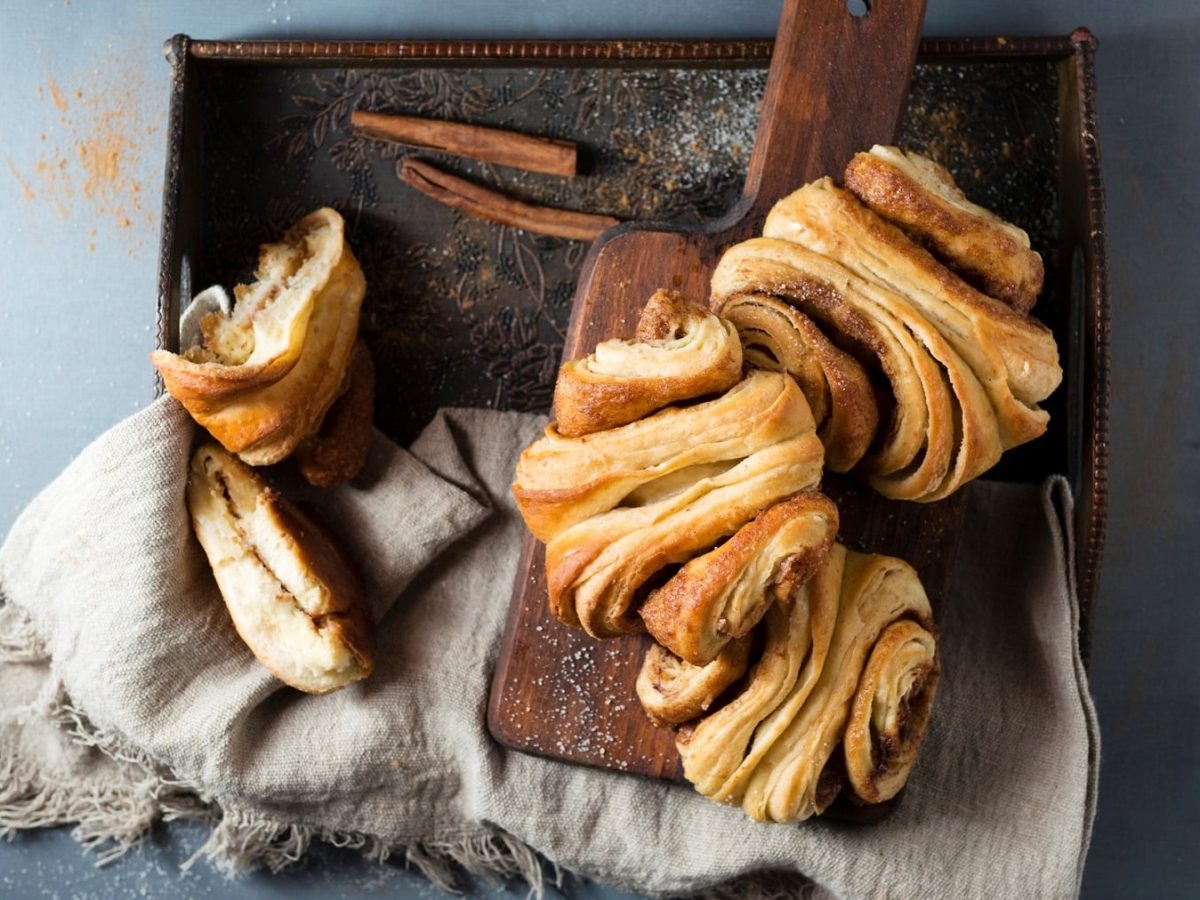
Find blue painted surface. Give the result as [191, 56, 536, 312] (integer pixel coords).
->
[1, 2, 1197, 897]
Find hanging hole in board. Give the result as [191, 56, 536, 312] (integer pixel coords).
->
[846, 0, 871, 17]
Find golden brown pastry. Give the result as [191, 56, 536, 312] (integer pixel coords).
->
[514, 370, 816, 543]
[717, 292, 878, 474]
[547, 430, 824, 638]
[844, 145, 1044, 312]
[636, 638, 751, 727]
[843, 617, 939, 804]
[293, 340, 376, 487]
[639, 492, 838, 665]
[187, 443, 375, 693]
[152, 208, 366, 466]
[713, 238, 1003, 501]
[551, 289, 742, 437]
[675, 549, 840, 803]
[669, 544, 938, 823]
[762, 178, 1060, 450]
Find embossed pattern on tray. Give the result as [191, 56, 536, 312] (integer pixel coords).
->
[191, 60, 1062, 479]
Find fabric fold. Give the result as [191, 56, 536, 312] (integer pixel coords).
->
[0, 399, 1098, 899]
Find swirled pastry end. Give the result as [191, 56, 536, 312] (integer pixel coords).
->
[551, 290, 743, 437]
[636, 638, 751, 727]
[845, 146, 1043, 313]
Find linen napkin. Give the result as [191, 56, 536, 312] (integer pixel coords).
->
[0, 397, 1098, 899]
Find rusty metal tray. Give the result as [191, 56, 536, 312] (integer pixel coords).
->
[154, 32, 1108, 778]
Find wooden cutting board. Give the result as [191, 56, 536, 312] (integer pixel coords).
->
[488, 0, 949, 783]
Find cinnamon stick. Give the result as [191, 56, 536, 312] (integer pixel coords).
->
[352, 110, 577, 177]
[399, 158, 620, 242]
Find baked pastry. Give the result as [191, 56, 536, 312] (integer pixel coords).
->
[293, 340, 376, 487]
[713, 237, 1003, 502]
[636, 638, 751, 727]
[551, 289, 742, 437]
[639, 492, 838, 665]
[152, 208, 366, 466]
[547, 427, 824, 638]
[718, 293, 877, 473]
[670, 544, 939, 823]
[762, 178, 1060, 450]
[514, 369, 817, 543]
[673, 553, 839, 803]
[187, 443, 375, 693]
[709, 172, 1062, 502]
[516, 369, 825, 637]
[844, 145, 1044, 312]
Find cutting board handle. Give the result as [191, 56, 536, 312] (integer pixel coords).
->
[741, 0, 928, 220]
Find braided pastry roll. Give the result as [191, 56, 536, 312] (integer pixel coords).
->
[718, 293, 877, 473]
[844, 145, 1044, 312]
[152, 208, 366, 466]
[639, 492, 838, 665]
[551, 289, 742, 437]
[547, 428, 824, 637]
[514, 370, 815, 543]
[665, 544, 938, 823]
[713, 238, 1003, 501]
[763, 178, 1060, 450]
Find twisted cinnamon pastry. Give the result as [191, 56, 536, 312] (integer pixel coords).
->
[763, 178, 1060, 450]
[664, 544, 938, 823]
[719, 293, 878, 473]
[639, 492, 838, 665]
[844, 145, 1044, 312]
[713, 238, 1003, 501]
[552, 289, 742, 437]
[152, 208, 366, 466]
[514, 370, 816, 543]
[547, 427, 824, 637]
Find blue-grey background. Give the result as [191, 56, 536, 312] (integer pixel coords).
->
[0, 2, 1196, 898]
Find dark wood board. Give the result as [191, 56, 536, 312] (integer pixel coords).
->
[487, 0, 969, 781]
[153, 28, 1108, 783]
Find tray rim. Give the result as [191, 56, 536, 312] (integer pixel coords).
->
[153, 31, 1110, 752]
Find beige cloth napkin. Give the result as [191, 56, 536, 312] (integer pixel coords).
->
[0, 397, 1098, 898]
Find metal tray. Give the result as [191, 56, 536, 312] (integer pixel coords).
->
[154, 32, 1109, 772]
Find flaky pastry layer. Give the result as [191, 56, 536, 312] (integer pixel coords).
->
[187, 443, 374, 693]
[552, 289, 742, 437]
[153, 208, 366, 465]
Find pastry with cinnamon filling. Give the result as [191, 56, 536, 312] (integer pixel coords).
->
[152, 208, 366, 466]
[844, 145, 1044, 312]
[656, 544, 939, 823]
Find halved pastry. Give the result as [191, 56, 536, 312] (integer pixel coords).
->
[187, 443, 375, 693]
[153, 208, 366, 466]
[551, 289, 743, 437]
[844, 145, 1044, 312]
